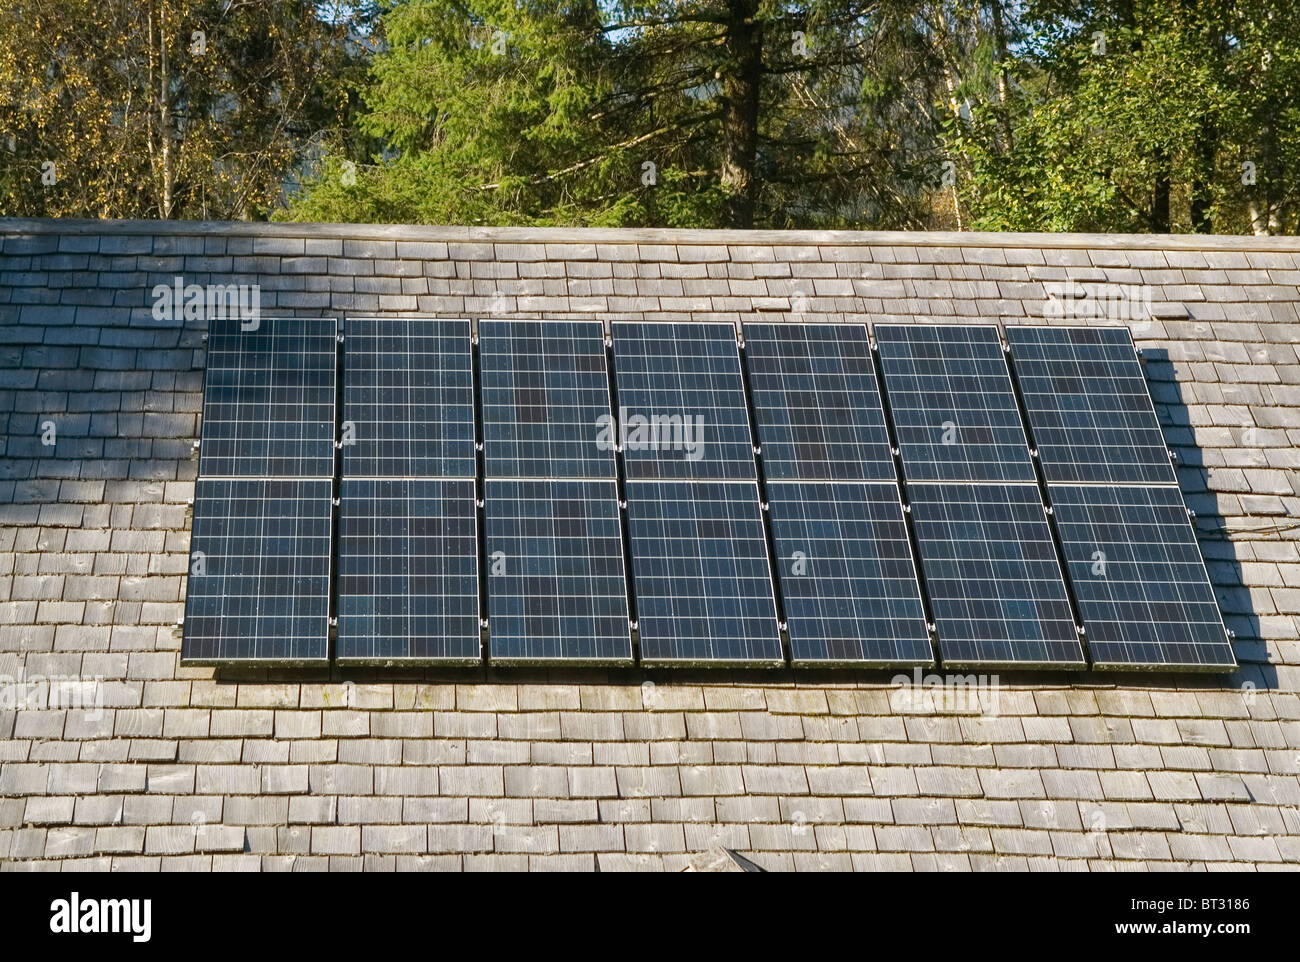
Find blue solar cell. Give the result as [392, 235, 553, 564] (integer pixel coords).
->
[744, 323, 896, 482]
[1050, 484, 1235, 671]
[625, 479, 781, 665]
[337, 478, 480, 664]
[875, 325, 1035, 483]
[182, 478, 332, 664]
[189, 316, 337, 665]
[480, 319, 616, 480]
[1006, 325, 1177, 486]
[767, 481, 931, 666]
[611, 322, 756, 481]
[197, 315, 338, 480]
[342, 317, 475, 478]
[199, 316, 337, 478]
[485, 479, 632, 664]
[908, 483, 1084, 668]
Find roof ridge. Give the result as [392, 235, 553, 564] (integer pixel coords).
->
[4, 217, 1300, 252]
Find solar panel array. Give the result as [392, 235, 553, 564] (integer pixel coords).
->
[186, 315, 1232, 674]
[184, 316, 338, 665]
[337, 318, 480, 664]
[481, 320, 631, 665]
[1007, 326, 1233, 671]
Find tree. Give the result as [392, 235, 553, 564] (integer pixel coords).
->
[10, 0, 1292, 233]
[0, 0, 369, 220]
[950, 1, 1300, 234]
[282, 1, 952, 229]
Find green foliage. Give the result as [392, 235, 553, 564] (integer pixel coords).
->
[954, 1, 1300, 233]
[284, 0, 631, 225]
[283, 1, 948, 228]
[7, 0, 1296, 233]
[0, 0, 367, 219]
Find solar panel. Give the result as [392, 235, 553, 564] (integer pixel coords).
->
[611, 322, 756, 481]
[182, 478, 332, 664]
[1049, 484, 1235, 671]
[908, 483, 1084, 668]
[767, 481, 931, 666]
[1005, 326, 1177, 486]
[485, 479, 631, 664]
[874, 324, 1035, 484]
[480, 319, 616, 480]
[342, 317, 475, 479]
[479, 321, 628, 663]
[198, 315, 337, 478]
[336, 478, 480, 665]
[625, 479, 781, 665]
[744, 323, 896, 482]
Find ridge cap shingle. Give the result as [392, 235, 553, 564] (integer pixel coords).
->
[6, 217, 1300, 253]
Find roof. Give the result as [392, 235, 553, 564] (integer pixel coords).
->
[0, 218, 1297, 871]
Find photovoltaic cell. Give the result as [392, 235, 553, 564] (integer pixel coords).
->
[908, 483, 1084, 668]
[767, 481, 931, 666]
[611, 322, 756, 481]
[337, 318, 480, 664]
[336, 478, 480, 664]
[875, 324, 1035, 483]
[626, 480, 781, 665]
[342, 317, 475, 478]
[198, 315, 337, 478]
[1006, 326, 1176, 486]
[182, 478, 332, 664]
[744, 323, 896, 482]
[479, 321, 629, 663]
[1050, 484, 1235, 671]
[485, 479, 631, 664]
[480, 319, 615, 480]
[188, 315, 337, 665]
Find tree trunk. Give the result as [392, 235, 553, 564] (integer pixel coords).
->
[940, 68, 965, 231]
[1151, 146, 1170, 232]
[988, 0, 1013, 153]
[1260, 68, 1281, 236]
[147, 2, 156, 214]
[720, 0, 762, 229]
[1191, 19, 1223, 233]
[933, 5, 966, 230]
[1248, 201, 1268, 235]
[1189, 122, 1214, 233]
[159, 1, 174, 218]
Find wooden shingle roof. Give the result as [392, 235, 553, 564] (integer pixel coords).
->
[0, 218, 1297, 870]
